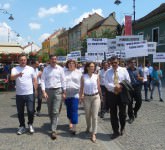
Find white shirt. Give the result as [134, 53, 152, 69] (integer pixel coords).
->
[141, 67, 149, 82]
[34, 68, 41, 84]
[99, 69, 108, 86]
[65, 69, 82, 98]
[104, 66, 130, 93]
[11, 65, 36, 95]
[83, 74, 98, 95]
[41, 64, 66, 90]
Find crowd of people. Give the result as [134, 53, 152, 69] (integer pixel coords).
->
[10, 53, 164, 143]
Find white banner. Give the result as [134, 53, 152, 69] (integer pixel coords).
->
[57, 56, 67, 62]
[86, 52, 104, 62]
[148, 42, 157, 54]
[125, 40, 148, 58]
[67, 51, 81, 60]
[107, 39, 116, 52]
[116, 35, 144, 51]
[153, 53, 165, 62]
[87, 38, 108, 53]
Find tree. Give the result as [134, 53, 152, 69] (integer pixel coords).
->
[54, 48, 66, 56]
[42, 53, 49, 62]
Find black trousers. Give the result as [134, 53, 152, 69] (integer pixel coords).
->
[100, 85, 107, 114]
[128, 85, 142, 118]
[16, 94, 34, 127]
[36, 84, 42, 112]
[107, 91, 126, 133]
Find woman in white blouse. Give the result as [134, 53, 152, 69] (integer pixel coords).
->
[79, 62, 101, 143]
[64, 60, 82, 134]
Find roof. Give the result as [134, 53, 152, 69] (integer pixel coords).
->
[0, 43, 23, 54]
[136, 3, 165, 23]
[88, 12, 118, 32]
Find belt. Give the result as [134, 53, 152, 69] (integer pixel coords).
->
[46, 87, 61, 90]
[84, 92, 98, 96]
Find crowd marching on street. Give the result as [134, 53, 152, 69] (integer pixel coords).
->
[8, 53, 164, 143]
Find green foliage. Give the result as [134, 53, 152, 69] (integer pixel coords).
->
[42, 53, 49, 62]
[55, 48, 66, 56]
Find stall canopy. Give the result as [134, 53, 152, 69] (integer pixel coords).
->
[0, 43, 23, 54]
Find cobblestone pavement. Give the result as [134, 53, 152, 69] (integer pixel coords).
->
[0, 87, 165, 150]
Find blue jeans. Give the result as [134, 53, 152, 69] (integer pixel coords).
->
[150, 80, 162, 99]
[16, 94, 34, 127]
[65, 97, 79, 124]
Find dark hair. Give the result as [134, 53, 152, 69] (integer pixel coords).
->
[110, 56, 118, 62]
[128, 58, 136, 63]
[65, 59, 77, 68]
[18, 53, 27, 59]
[49, 55, 56, 59]
[83, 62, 96, 74]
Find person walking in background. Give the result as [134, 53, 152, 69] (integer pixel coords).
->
[147, 62, 153, 91]
[104, 56, 130, 139]
[140, 63, 150, 101]
[41, 55, 66, 140]
[150, 64, 164, 102]
[79, 62, 101, 143]
[31, 61, 43, 116]
[11, 53, 37, 135]
[99, 61, 109, 118]
[64, 59, 82, 135]
[127, 59, 143, 124]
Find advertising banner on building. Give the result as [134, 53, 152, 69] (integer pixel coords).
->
[125, 16, 132, 35]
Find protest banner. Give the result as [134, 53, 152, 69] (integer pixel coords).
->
[148, 42, 157, 54]
[153, 53, 165, 62]
[87, 38, 108, 53]
[124, 40, 148, 58]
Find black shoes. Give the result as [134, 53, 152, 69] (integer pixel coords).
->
[160, 99, 164, 102]
[110, 132, 120, 139]
[145, 99, 150, 102]
[128, 117, 134, 124]
[51, 131, 57, 140]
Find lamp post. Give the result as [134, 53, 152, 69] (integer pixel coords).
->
[7, 29, 20, 43]
[0, 8, 14, 20]
[114, 0, 136, 31]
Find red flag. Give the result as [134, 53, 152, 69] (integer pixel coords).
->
[125, 16, 132, 35]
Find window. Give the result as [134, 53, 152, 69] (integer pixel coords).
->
[152, 27, 159, 43]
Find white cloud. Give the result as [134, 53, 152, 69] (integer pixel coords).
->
[73, 8, 104, 25]
[29, 22, 41, 30]
[0, 22, 27, 46]
[39, 33, 50, 42]
[38, 4, 68, 18]
[3, 3, 10, 10]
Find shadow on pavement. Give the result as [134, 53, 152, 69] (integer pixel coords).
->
[0, 127, 16, 134]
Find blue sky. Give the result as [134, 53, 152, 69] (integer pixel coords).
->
[0, 0, 164, 47]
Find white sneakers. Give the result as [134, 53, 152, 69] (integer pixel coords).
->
[17, 125, 35, 135]
[28, 124, 35, 134]
[17, 126, 26, 135]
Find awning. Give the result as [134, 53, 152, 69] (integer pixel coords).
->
[0, 45, 23, 54]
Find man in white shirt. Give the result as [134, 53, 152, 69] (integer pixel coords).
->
[99, 61, 109, 118]
[11, 53, 37, 135]
[41, 55, 66, 140]
[31, 61, 43, 116]
[104, 56, 130, 139]
[140, 64, 150, 101]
